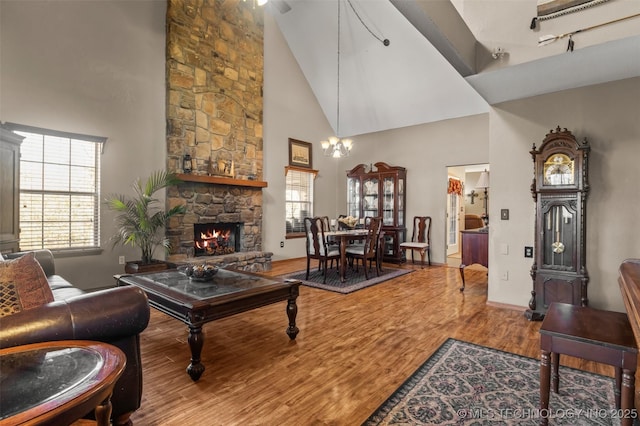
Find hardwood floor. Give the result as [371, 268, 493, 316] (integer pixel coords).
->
[130, 259, 617, 425]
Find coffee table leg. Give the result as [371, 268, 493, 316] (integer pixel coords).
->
[187, 325, 205, 381]
[286, 296, 299, 340]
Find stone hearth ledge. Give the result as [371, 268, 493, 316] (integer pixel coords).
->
[168, 251, 273, 273]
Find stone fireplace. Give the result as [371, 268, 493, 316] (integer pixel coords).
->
[164, 0, 270, 272]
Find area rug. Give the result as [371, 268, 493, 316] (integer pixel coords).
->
[281, 266, 412, 294]
[364, 338, 619, 425]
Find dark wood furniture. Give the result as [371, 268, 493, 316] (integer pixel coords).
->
[539, 303, 637, 426]
[116, 268, 300, 381]
[399, 216, 432, 268]
[0, 340, 126, 426]
[459, 229, 488, 291]
[304, 217, 340, 283]
[346, 216, 383, 280]
[325, 229, 369, 283]
[346, 162, 406, 263]
[620, 259, 640, 347]
[527, 126, 590, 320]
[0, 127, 24, 255]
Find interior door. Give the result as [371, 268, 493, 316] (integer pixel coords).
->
[446, 188, 460, 256]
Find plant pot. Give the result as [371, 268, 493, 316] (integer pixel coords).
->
[124, 260, 171, 274]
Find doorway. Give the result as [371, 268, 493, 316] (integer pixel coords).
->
[446, 164, 489, 267]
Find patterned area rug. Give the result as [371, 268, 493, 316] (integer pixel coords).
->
[364, 338, 620, 425]
[281, 266, 412, 294]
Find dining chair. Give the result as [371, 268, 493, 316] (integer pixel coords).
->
[399, 216, 432, 268]
[346, 216, 383, 280]
[304, 217, 340, 283]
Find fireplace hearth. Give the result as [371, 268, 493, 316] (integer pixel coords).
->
[194, 222, 241, 257]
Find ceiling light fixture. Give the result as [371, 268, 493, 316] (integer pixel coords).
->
[321, 0, 353, 159]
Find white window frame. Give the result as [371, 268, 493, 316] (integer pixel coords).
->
[285, 166, 317, 237]
[6, 123, 105, 255]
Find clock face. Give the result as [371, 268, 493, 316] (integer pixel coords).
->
[543, 154, 574, 186]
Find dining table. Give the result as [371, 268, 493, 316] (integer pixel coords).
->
[325, 229, 370, 283]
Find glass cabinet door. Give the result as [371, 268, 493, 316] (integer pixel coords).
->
[347, 177, 360, 218]
[382, 176, 395, 226]
[362, 177, 379, 219]
[398, 177, 404, 227]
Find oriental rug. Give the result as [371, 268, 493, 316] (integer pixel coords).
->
[281, 266, 412, 294]
[364, 338, 620, 425]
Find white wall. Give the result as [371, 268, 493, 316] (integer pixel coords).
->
[487, 77, 640, 312]
[1, 0, 167, 289]
[263, 13, 343, 260]
[334, 114, 490, 265]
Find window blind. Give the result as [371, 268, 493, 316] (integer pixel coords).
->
[6, 123, 105, 252]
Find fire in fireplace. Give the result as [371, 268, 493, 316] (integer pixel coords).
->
[194, 223, 241, 256]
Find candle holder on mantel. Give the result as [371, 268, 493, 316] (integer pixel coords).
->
[207, 156, 234, 178]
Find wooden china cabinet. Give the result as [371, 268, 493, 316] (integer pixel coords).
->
[347, 162, 406, 263]
[526, 126, 590, 321]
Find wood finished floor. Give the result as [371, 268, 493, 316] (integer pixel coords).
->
[130, 258, 620, 425]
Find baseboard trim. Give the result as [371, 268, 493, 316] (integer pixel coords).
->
[486, 300, 528, 312]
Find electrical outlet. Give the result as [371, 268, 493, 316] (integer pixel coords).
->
[524, 246, 533, 258]
[501, 271, 509, 281]
[118, 255, 125, 265]
[280, 241, 284, 248]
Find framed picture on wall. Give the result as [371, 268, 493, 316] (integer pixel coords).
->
[289, 138, 313, 168]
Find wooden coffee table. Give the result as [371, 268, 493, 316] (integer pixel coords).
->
[0, 340, 126, 426]
[116, 268, 300, 381]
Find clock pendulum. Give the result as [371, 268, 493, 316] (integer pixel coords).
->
[551, 207, 565, 254]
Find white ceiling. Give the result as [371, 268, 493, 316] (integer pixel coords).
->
[268, 0, 640, 137]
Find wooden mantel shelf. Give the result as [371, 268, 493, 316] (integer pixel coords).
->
[176, 173, 268, 188]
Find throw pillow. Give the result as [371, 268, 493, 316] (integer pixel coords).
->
[0, 252, 54, 317]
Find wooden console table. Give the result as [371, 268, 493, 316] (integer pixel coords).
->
[459, 229, 488, 291]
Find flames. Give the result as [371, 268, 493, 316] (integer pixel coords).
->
[194, 228, 235, 256]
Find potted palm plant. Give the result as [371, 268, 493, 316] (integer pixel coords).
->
[106, 170, 186, 273]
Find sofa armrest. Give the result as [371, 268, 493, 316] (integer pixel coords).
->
[4, 249, 56, 277]
[0, 286, 150, 349]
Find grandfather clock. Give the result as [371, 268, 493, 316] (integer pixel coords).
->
[525, 126, 590, 321]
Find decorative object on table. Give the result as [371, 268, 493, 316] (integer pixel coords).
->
[347, 162, 406, 263]
[363, 338, 617, 425]
[526, 126, 590, 321]
[288, 138, 313, 168]
[530, 0, 613, 29]
[105, 171, 186, 273]
[338, 215, 359, 229]
[281, 266, 411, 294]
[475, 169, 490, 228]
[537, 13, 640, 51]
[181, 264, 219, 281]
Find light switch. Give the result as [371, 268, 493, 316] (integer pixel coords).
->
[500, 243, 509, 255]
[501, 209, 509, 220]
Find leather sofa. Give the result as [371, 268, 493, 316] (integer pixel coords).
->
[0, 250, 150, 426]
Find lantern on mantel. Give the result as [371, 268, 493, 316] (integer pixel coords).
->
[183, 154, 193, 174]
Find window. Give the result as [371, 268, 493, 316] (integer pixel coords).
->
[6, 123, 105, 253]
[285, 166, 316, 237]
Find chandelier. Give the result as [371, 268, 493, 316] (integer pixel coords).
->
[320, 0, 353, 159]
[321, 137, 352, 158]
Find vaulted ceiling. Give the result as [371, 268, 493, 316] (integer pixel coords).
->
[269, 0, 640, 137]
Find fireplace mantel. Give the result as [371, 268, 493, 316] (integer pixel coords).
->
[176, 173, 267, 188]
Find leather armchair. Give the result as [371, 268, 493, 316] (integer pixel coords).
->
[1, 250, 150, 426]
